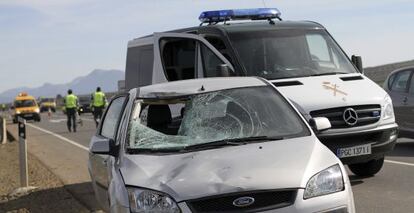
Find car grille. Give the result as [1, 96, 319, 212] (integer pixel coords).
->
[310, 105, 381, 128]
[187, 190, 296, 213]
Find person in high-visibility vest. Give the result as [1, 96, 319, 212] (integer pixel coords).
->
[64, 89, 78, 132]
[91, 87, 106, 127]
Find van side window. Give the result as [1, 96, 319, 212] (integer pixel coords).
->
[125, 45, 154, 88]
[160, 38, 196, 81]
[390, 70, 411, 92]
[200, 43, 227, 77]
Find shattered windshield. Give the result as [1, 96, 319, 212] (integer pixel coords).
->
[228, 29, 357, 80]
[127, 86, 310, 152]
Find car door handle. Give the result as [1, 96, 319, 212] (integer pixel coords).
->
[403, 97, 408, 104]
[102, 159, 108, 165]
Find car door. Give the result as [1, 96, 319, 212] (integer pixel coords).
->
[89, 95, 127, 211]
[153, 32, 234, 84]
[387, 69, 412, 130]
[405, 71, 414, 133]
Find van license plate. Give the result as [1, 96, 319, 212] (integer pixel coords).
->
[337, 144, 371, 158]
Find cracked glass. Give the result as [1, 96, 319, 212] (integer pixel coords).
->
[127, 86, 309, 151]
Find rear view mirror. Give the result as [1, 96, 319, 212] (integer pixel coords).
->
[216, 64, 233, 77]
[351, 55, 364, 74]
[309, 117, 331, 132]
[90, 138, 117, 156]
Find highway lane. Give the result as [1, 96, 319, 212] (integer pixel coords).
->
[18, 113, 414, 212]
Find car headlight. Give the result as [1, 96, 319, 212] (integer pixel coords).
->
[15, 110, 21, 114]
[382, 95, 394, 120]
[34, 108, 40, 113]
[304, 164, 344, 199]
[127, 187, 181, 213]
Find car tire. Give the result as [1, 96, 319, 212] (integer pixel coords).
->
[348, 157, 384, 177]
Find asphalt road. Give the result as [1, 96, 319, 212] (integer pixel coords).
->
[17, 112, 414, 213]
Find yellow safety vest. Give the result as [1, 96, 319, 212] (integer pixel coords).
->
[93, 92, 105, 107]
[65, 94, 78, 109]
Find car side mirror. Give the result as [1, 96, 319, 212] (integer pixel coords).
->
[216, 64, 234, 77]
[351, 55, 364, 74]
[309, 117, 331, 132]
[90, 138, 117, 157]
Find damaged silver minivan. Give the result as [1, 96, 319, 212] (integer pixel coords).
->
[88, 77, 355, 213]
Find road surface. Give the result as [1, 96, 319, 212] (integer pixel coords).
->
[7, 112, 414, 213]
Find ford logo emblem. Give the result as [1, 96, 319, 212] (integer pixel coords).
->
[233, 196, 255, 207]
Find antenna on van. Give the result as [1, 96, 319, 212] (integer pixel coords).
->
[261, 0, 267, 7]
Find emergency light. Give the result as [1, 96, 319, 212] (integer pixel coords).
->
[199, 8, 281, 23]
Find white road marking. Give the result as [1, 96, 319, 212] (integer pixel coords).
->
[385, 159, 414, 167]
[26, 123, 89, 151]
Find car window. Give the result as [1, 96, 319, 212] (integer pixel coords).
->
[409, 72, 414, 94]
[127, 86, 310, 151]
[390, 70, 411, 92]
[15, 100, 36, 107]
[160, 38, 196, 81]
[101, 96, 126, 139]
[200, 43, 227, 77]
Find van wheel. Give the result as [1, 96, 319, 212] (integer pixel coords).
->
[348, 157, 384, 177]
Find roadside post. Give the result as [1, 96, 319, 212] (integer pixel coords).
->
[9, 117, 36, 196]
[0, 114, 6, 144]
[18, 117, 28, 187]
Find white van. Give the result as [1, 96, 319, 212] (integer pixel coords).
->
[124, 8, 398, 176]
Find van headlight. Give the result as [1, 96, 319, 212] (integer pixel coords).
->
[34, 108, 40, 113]
[382, 95, 394, 120]
[304, 164, 344, 199]
[127, 187, 181, 213]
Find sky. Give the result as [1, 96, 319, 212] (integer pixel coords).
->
[0, 0, 413, 93]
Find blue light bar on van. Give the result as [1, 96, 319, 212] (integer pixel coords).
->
[199, 8, 281, 23]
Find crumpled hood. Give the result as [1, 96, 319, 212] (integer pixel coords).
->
[272, 74, 387, 113]
[120, 136, 339, 201]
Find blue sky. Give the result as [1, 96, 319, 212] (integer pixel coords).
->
[0, 0, 413, 93]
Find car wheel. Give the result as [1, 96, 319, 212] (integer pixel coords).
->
[348, 157, 384, 177]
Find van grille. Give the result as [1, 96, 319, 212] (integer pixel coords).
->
[310, 105, 381, 128]
[187, 190, 296, 213]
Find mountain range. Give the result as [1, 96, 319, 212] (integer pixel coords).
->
[0, 69, 124, 103]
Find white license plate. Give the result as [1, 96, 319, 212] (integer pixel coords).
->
[337, 144, 371, 158]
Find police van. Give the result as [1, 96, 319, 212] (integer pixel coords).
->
[124, 8, 398, 176]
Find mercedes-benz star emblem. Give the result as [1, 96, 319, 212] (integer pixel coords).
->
[343, 108, 358, 126]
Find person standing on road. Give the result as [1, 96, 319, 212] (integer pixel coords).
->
[64, 89, 78, 132]
[91, 87, 106, 127]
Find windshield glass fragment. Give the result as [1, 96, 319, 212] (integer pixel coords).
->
[127, 86, 310, 152]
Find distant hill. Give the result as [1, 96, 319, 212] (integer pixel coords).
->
[364, 60, 414, 85]
[0, 69, 124, 103]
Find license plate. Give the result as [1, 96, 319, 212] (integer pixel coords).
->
[337, 144, 371, 158]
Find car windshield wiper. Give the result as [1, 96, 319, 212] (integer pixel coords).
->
[310, 72, 349, 76]
[127, 147, 184, 154]
[184, 136, 285, 151]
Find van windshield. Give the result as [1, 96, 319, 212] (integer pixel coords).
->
[127, 86, 310, 152]
[15, 100, 36, 108]
[228, 29, 357, 80]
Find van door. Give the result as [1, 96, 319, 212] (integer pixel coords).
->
[387, 70, 412, 130]
[153, 33, 234, 84]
